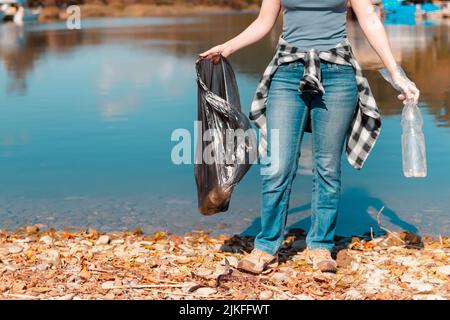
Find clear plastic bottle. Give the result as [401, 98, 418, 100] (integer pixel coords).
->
[401, 101, 427, 178]
[379, 66, 427, 178]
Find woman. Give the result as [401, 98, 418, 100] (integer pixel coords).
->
[200, 0, 419, 273]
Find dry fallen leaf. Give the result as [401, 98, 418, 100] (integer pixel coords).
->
[0, 228, 448, 300]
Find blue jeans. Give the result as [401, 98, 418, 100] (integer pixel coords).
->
[255, 61, 358, 254]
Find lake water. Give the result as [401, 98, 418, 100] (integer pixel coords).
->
[0, 13, 449, 237]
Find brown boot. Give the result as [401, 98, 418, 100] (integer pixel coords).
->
[306, 249, 337, 273]
[237, 248, 278, 274]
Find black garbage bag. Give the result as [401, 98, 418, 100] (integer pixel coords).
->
[195, 55, 256, 215]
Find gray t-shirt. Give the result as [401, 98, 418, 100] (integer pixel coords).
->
[281, 0, 348, 51]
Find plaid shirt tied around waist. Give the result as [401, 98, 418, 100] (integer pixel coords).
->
[249, 36, 382, 170]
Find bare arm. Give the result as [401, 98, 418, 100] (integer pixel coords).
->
[199, 0, 281, 62]
[350, 0, 419, 102]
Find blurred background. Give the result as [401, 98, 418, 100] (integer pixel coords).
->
[0, 1, 449, 237]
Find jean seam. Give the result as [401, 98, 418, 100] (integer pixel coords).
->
[260, 80, 309, 255]
[309, 117, 319, 244]
[277, 104, 309, 250]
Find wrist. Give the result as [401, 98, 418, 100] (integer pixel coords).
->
[387, 64, 403, 79]
[223, 40, 237, 55]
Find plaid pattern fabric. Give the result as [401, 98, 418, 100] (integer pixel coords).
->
[249, 36, 382, 170]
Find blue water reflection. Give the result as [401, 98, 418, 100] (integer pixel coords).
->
[0, 15, 449, 236]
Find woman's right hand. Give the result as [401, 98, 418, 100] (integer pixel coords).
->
[199, 43, 235, 64]
[198, 0, 282, 63]
[198, 0, 281, 63]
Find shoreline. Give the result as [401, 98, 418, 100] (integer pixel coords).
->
[39, 4, 260, 22]
[34, 2, 450, 23]
[0, 226, 448, 300]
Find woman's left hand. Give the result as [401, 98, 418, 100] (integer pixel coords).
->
[390, 72, 420, 104]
